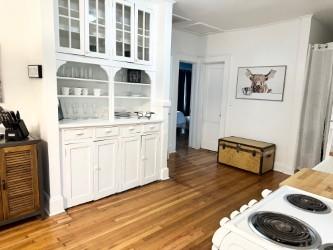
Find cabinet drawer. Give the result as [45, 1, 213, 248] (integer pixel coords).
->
[63, 128, 93, 142]
[120, 125, 143, 136]
[95, 126, 119, 138]
[143, 123, 160, 133]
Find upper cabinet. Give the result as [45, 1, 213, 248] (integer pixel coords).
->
[85, 0, 110, 57]
[57, 0, 85, 54]
[114, 0, 135, 62]
[135, 6, 152, 64]
[55, 0, 153, 65]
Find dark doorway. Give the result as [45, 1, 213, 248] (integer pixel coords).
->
[176, 62, 192, 151]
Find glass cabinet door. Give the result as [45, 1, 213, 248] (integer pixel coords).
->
[115, 1, 134, 60]
[58, 0, 83, 53]
[87, 0, 107, 56]
[136, 8, 151, 63]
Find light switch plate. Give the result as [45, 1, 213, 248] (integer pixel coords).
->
[28, 65, 42, 78]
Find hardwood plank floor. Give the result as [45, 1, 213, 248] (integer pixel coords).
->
[0, 148, 288, 250]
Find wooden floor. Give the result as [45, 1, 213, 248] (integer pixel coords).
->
[0, 148, 288, 250]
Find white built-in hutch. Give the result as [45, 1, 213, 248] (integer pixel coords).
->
[55, 0, 171, 208]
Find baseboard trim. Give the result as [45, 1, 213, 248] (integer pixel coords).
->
[43, 191, 65, 216]
[274, 162, 295, 175]
[160, 168, 170, 180]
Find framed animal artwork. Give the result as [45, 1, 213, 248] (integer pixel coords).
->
[236, 65, 287, 101]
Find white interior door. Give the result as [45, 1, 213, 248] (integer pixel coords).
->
[201, 63, 224, 151]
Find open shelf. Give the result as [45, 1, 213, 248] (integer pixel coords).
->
[114, 81, 150, 87]
[58, 95, 109, 99]
[57, 62, 110, 120]
[57, 77, 109, 84]
[115, 96, 150, 99]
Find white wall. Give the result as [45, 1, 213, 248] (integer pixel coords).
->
[171, 29, 206, 57]
[204, 16, 312, 174]
[0, 0, 44, 136]
[0, 0, 64, 215]
[309, 17, 333, 44]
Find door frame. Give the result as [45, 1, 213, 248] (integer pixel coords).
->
[169, 54, 200, 153]
[199, 55, 231, 149]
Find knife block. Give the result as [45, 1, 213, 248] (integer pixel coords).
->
[5, 120, 29, 141]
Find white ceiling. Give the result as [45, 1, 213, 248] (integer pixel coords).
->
[173, 0, 333, 32]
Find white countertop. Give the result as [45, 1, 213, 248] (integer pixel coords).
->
[59, 118, 163, 129]
[313, 156, 333, 174]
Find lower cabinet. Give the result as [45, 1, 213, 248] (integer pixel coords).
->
[120, 136, 142, 192]
[94, 139, 118, 200]
[62, 125, 161, 208]
[141, 134, 160, 185]
[64, 143, 94, 208]
[0, 141, 43, 226]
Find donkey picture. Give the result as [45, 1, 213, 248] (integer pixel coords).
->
[244, 69, 277, 94]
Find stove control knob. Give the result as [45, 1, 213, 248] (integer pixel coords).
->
[248, 199, 258, 207]
[230, 210, 240, 219]
[261, 189, 272, 198]
[239, 204, 249, 213]
[220, 217, 230, 226]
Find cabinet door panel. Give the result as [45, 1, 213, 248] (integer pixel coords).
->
[120, 136, 141, 191]
[1, 145, 39, 220]
[86, 0, 110, 57]
[56, 0, 84, 54]
[64, 143, 94, 207]
[113, 0, 134, 61]
[94, 139, 118, 199]
[142, 134, 160, 185]
[135, 6, 152, 64]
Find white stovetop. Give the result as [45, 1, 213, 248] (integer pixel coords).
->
[228, 186, 333, 246]
[59, 118, 163, 129]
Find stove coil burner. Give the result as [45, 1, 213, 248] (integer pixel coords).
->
[249, 212, 321, 249]
[286, 194, 330, 213]
[320, 244, 333, 250]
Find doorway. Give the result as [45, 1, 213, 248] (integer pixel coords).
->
[176, 62, 193, 151]
[201, 63, 225, 151]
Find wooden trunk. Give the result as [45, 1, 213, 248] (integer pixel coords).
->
[0, 138, 43, 226]
[218, 136, 276, 175]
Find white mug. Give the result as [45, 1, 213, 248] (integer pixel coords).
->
[61, 87, 70, 96]
[93, 88, 101, 96]
[74, 88, 82, 96]
[82, 88, 89, 96]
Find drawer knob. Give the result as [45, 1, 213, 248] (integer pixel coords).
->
[248, 199, 258, 207]
[220, 217, 230, 226]
[230, 210, 240, 219]
[261, 189, 272, 198]
[76, 132, 84, 136]
[106, 130, 113, 133]
[129, 127, 135, 131]
[239, 205, 249, 213]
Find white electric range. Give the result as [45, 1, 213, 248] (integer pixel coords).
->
[212, 186, 333, 250]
